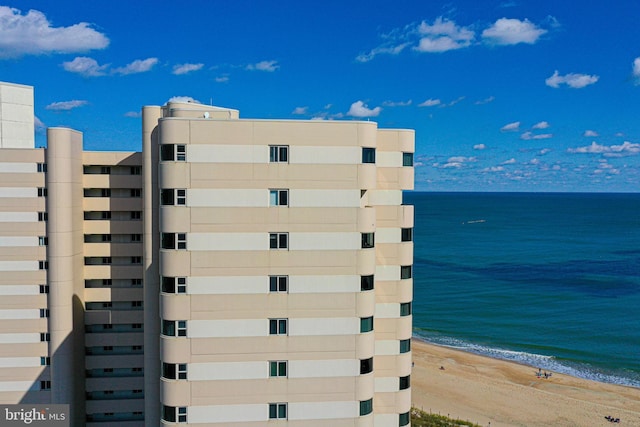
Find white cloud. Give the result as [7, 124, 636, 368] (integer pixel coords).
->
[215, 75, 229, 83]
[532, 121, 550, 129]
[473, 144, 486, 150]
[382, 100, 412, 107]
[172, 63, 204, 75]
[568, 141, 640, 156]
[583, 130, 599, 137]
[441, 96, 465, 107]
[447, 156, 477, 163]
[414, 17, 474, 53]
[246, 60, 279, 72]
[632, 57, 640, 85]
[0, 6, 109, 58]
[113, 58, 158, 75]
[166, 96, 201, 104]
[529, 158, 540, 165]
[124, 111, 141, 118]
[502, 158, 517, 164]
[545, 70, 599, 89]
[356, 43, 409, 62]
[62, 56, 109, 77]
[292, 106, 308, 115]
[501, 121, 520, 131]
[482, 166, 504, 172]
[45, 100, 88, 111]
[418, 98, 441, 107]
[475, 96, 495, 105]
[34, 116, 45, 131]
[539, 148, 551, 155]
[521, 131, 553, 140]
[482, 18, 547, 45]
[347, 101, 381, 118]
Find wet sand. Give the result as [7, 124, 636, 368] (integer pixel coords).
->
[411, 339, 640, 427]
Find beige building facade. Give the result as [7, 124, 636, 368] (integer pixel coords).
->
[0, 82, 414, 426]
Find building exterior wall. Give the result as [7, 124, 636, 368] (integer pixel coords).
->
[0, 83, 414, 427]
[0, 81, 35, 149]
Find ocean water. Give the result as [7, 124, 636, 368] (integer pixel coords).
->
[406, 192, 640, 388]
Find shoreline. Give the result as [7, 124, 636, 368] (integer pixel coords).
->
[410, 338, 640, 427]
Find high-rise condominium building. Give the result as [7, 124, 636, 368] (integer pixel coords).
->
[0, 81, 414, 426]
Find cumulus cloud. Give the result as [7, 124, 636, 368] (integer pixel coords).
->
[45, 100, 88, 111]
[568, 141, 640, 156]
[482, 18, 547, 45]
[501, 121, 520, 132]
[0, 6, 109, 58]
[172, 63, 204, 75]
[347, 101, 381, 117]
[521, 131, 553, 140]
[382, 100, 412, 107]
[545, 70, 599, 88]
[473, 143, 487, 150]
[539, 148, 552, 155]
[113, 58, 158, 75]
[482, 166, 504, 172]
[583, 130, 599, 137]
[215, 75, 229, 83]
[292, 106, 308, 115]
[418, 98, 441, 107]
[475, 96, 495, 105]
[532, 121, 550, 129]
[502, 158, 517, 164]
[124, 111, 141, 118]
[166, 96, 201, 104]
[62, 56, 108, 77]
[633, 57, 640, 85]
[246, 60, 279, 72]
[414, 17, 475, 53]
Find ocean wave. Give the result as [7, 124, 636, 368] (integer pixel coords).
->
[413, 330, 640, 388]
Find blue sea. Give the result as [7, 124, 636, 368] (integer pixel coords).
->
[406, 192, 640, 388]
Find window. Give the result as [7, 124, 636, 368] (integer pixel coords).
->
[38, 212, 47, 221]
[269, 232, 288, 250]
[177, 320, 187, 337]
[361, 232, 375, 249]
[177, 233, 187, 250]
[401, 228, 413, 242]
[160, 145, 186, 161]
[101, 166, 111, 175]
[268, 403, 287, 420]
[101, 257, 112, 265]
[40, 333, 50, 342]
[269, 145, 288, 163]
[161, 189, 186, 206]
[39, 285, 49, 294]
[360, 316, 374, 333]
[402, 152, 414, 167]
[38, 236, 48, 246]
[130, 189, 141, 198]
[269, 276, 288, 293]
[102, 279, 112, 286]
[102, 234, 112, 242]
[37, 187, 47, 197]
[131, 301, 142, 308]
[178, 363, 187, 380]
[131, 256, 142, 264]
[40, 357, 50, 366]
[131, 211, 141, 220]
[269, 318, 288, 335]
[360, 357, 373, 374]
[359, 398, 373, 416]
[399, 411, 410, 426]
[38, 261, 48, 270]
[361, 275, 374, 291]
[101, 189, 111, 197]
[163, 362, 187, 380]
[177, 277, 187, 293]
[161, 233, 175, 249]
[400, 302, 412, 317]
[399, 339, 411, 354]
[101, 211, 111, 219]
[400, 265, 412, 279]
[130, 166, 141, 175]
[162, 277, 187, 294]
[37, 163, 47, 173]
[162, 406, 186, 423]
[131, 279, 142, 286]
[269, 361, 287, 377]
[161, 320, 175, 336]
[131, 234, 141, 242]
[269, 189, 288, 206]
[362, 147, 376, 164]
[399, 375, 410, 390]
[40, 380, 51, 391]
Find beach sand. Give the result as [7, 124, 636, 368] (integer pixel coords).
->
[411, 339, 640, 427]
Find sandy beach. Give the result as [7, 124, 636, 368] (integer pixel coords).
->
[411, 339, 640, 427]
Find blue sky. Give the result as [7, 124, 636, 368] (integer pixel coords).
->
[1, 1, 639, 192]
